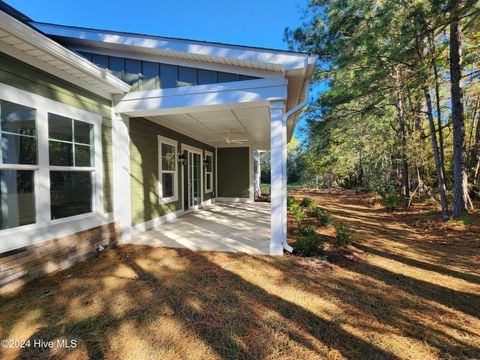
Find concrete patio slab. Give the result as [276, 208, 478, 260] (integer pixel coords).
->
[129, 203, 271, 254]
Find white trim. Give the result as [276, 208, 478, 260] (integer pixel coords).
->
[249, 146, 254, 202]
[215, 197, 253, 204]
[114, 78, 288, 117]
[0, 12, 130, 96]
[0, 82, 105, 253]
[157, 135, 179, 204]
[112, 107, 132, 243]
[181, 143, 204, 209]
[130, 198, 215, 236]
[269, 101, 286, 256]
[204, 150, 213, 194]
[32, 22, 313, 71]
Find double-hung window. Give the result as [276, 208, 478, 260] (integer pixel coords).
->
[158, 135, 178, 204]
[48, 114, 94, 220]
[0, 100, 37, 230]
[204, 151, 213, 193]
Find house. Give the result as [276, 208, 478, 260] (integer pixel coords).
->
[0, 1, 316, 291]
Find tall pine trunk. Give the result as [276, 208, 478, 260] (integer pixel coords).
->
[395, 68, 410, 203]
[449, 20, 468, 218]
[425, 89, 449, 220]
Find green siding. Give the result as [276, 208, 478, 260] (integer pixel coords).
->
[217, 147, 250, 198]
[130, 117, 215, 226]
[0, 52, 114, 213]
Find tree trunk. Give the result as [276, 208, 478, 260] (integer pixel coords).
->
[395, 68, 410, 202]
[449, 20, 468, 218]
[425, 89, 449, 220]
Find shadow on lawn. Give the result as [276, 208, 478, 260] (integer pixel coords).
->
[1, 246, 402, 360]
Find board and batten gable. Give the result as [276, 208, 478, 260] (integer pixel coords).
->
[217, 147, 251, 199]
[0, 51, 114, 213]
[129, 117, 215, 226]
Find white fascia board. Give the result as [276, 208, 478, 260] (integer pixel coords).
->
[115, 78, 288, 117]
[32, 22, 310, 71]
[0, 12, 130, 95]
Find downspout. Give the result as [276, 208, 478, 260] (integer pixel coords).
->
[281, 57, 310, 253]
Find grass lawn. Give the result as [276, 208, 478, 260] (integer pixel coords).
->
[0, 190, 479, 359]
[260, 182, 304, 195]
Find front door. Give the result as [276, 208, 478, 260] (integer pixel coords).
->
[184, 149, 202, 210]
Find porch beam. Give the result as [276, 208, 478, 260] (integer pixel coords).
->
[114, 78, 288, 117]
[269, 101, 286, 255]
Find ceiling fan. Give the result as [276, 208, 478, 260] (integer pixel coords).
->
[207, 130, 249, 144]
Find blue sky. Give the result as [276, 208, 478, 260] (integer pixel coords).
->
[7, 0, 315, 141]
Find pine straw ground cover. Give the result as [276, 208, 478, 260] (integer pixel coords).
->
[0, 190, 479, 360]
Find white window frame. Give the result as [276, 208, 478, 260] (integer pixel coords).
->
[204, 150, 213, 194]
[48, 114, 97, 223]
[158, 135, 178, 204]
[0, 82, 105, 253]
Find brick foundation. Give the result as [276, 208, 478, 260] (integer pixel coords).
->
[0, 222, 119, 294]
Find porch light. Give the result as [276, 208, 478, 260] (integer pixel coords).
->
[203, 158, 209, 167]
[178, 153, 185, 165]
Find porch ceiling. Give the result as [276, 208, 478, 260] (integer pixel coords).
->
[146, 104, 271, 150]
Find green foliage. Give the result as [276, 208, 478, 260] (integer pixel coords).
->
[294, 233, 325, 257]
[287, 196, 298, 209]
[334, 223, 355, 246]
[311, 207, 331, 226]
[374, 179, 401, 210]
[300, 197, 314, 208]
[290, 203, 307, 223]
[296, 224, 316, 237]
[283, 0, 480, 208]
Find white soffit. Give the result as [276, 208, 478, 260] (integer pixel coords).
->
[0, 12, 130, 98]
[31, 22, 311, 73]
[146, 105, 271, 150]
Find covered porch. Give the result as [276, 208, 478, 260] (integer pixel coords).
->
[112, 77, 309, 255]
[130, 202, 270, 254]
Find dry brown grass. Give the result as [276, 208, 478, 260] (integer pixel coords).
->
[0, 189, 479, 359]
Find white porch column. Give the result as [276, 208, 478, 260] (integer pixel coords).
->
[269, 101, 286, 255]
[112, 101, 132, 243]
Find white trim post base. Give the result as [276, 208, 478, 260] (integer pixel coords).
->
[269, 101, 286, 256]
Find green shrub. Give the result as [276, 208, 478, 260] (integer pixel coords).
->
[296, 224, 316, 237]
[374, 179, 400, 210]
[334, 223, 355, 246]
[307, 202, 317, 213]
[294, 233, 324, 257]
[300, 197, 314, 208]
[287, 196, 298, 210]
[292, 207, 307, 223]
[312, 207, 331, 226]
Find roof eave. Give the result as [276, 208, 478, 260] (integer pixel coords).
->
[0, 11, 130, 97]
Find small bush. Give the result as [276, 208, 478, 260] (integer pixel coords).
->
[312, 207, 331, 226]
[287, 196, 298, 209]
[300, 197, 314, 208]
[335, 223, 355, 246]
[307, 202, 317, 213]
[294, 233, 324, 257]
[291, 205, 307, 223]
[296, 224, 316, 237]
[374, 179, 400, 210]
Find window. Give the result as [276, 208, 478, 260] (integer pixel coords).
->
[0, 100, 37, 230]
[158, 136, 178, 203]
[205, 151, 213, 193]
[142, 61, 159, 90]
[48, 113, 94, 220]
